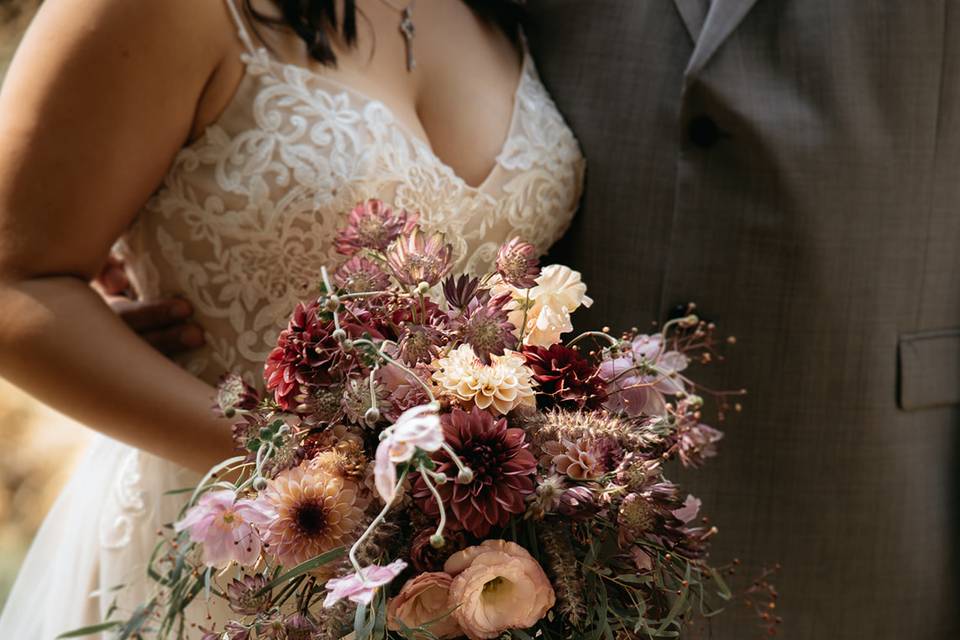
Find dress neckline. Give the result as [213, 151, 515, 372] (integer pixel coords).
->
[245, 46, 531, 193]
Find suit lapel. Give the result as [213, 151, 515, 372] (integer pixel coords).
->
[672, 0, 710, 43]
[685, 0, 762, 81]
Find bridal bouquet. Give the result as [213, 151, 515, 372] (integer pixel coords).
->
[67, 200, 758, 640]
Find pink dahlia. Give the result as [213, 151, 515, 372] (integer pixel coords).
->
[495, 237, 540, 289]
[261, 464, 366, 567]
[413, 407, 537, 537]
[386, 227, 453, 287]
[174, 490, 274, 568]
[335, 199, 418, 256]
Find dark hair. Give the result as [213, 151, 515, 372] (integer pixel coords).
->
[244, 0, 525, 66]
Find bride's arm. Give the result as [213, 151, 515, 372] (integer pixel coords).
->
[0, 0, 241, 473]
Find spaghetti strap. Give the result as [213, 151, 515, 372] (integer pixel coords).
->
[224, 0, 258, 54]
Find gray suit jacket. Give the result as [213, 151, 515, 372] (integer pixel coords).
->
[525, 1, 960, 638]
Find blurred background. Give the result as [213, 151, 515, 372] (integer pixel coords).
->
[0, 0, 92, 608]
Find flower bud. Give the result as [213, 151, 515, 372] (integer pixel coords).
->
[558, 486, 599, 520]
[416, 281, 431, 295]
[252, 477, 268, 492]
[457, 468, 474, 484]
[364, 407, 381, 425]
[331, 328, 347, 342]
[429, 534, 445, 548]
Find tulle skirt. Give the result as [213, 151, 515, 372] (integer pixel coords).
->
[0, 434, 224, 639]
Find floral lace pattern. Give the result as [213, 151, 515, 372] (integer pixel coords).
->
[117, 44, 584, 386]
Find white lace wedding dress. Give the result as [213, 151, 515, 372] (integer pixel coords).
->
[0, 1, 584, 637]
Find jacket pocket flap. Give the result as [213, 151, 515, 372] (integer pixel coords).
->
[898, 328, 960, 410]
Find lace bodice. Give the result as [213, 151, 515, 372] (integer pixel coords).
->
[117, 5, 585, 386]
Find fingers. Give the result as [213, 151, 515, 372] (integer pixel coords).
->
[109, 297, 193, 332]
[141, 323, 206, 356]
[94, 255, 132, 296]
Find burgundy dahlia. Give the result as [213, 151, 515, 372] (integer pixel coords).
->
[264, 301, 377, 411]
[496, 237, 540, 288]
[413, 407, 537, 538]
[522, 344, 605, 409]
[409, 526, 469, 572]
[335, 199, 418, 256]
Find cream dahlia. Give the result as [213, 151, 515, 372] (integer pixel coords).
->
[261, 463, 366, 567]
[431, 344, 536, 415]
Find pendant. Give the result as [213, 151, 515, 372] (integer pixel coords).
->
[399, 7, 416, 72]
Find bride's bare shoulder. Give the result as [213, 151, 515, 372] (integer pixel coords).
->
[0, 0, 241, 280]
[6, 0, 233, 92]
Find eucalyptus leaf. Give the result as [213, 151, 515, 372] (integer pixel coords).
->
[56, 621, 122, 638]
[255, 547, 346, 595]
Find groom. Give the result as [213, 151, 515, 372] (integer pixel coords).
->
[523, 1, 960, 638]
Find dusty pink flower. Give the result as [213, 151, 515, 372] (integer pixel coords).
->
[375, 403, 444, 503]
[677, 421, 724, 468]
[387, 572, 463, 639]
[444, 540, 555, 640]
[599, 334, 689, 417]
[496, 237, 540, 289]
[334, 255, 391, 293]
[174, 490, 273, 568]
[323, 559, 408, 607]
[672, 494, 702, 524]
[386, 227, 453, 287]
[378, 362, 434, 421]
[335, 199, 418, 256]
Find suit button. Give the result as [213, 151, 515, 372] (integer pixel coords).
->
[688, 115, 720, 148]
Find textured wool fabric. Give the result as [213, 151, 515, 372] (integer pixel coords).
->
[527, 1, 960, 638]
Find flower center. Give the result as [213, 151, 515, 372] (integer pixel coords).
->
[294, 500, 329, 536]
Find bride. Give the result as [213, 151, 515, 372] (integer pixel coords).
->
[0, 0, 583, 636]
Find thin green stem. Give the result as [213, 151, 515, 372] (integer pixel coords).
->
[348, 467, 409, 580]
[418, 462, 447, 541]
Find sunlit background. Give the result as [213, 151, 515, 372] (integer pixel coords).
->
[0, 0, 92, 608]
